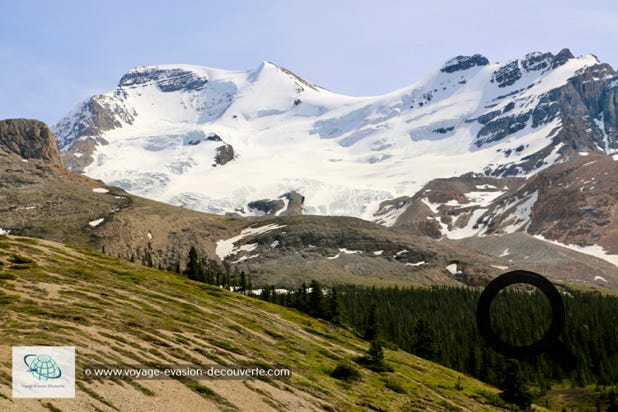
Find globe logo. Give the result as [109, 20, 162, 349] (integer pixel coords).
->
[23, 354, 62, 381]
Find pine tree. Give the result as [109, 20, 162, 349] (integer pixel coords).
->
[184, 246, 203, 281]
[239, 271, 247, 294]
[413, 318, 438, 361]
[328, 287, 347, 325]
[308, 280, 325, 318]
[364, 303, 380, 341]
[247, 274, 253, 295]
[368, 339, 385, 369]
[499, 359, 532, 410]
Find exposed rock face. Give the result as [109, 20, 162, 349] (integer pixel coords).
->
[440, 54, 489, 73]
[118, 67, 209, 92]
[0, 119, 63, 166]
[280, 191, 304, 216]
[474, 50, 618, 176]
[246, 191, 304, 216]
[214, 144, 234, 165]
[248, 198, 285, 215]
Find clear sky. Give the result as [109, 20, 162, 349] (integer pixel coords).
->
[1, 0, 617, 125]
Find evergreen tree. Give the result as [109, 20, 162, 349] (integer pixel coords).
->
[608, 390, 618, 412]
[308, 279, 325, 318]
[294, 283, 308, 312]
[260, 286, 271, 302]
[364, 303, 380, 341]
[499, 359, 532, 410]
[239, 271, 247, 294]
[184, 246, 203, 281]
[328, 287, 347, 325]
[368, 339, 385, 370]
[413, 318, 438, 361]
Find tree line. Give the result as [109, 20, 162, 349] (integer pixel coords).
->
[176, 246, 618, 409]
[336, 284, 618, 390]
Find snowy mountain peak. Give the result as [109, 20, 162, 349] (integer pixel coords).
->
[53, 50, 618, 223]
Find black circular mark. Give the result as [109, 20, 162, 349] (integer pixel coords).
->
[476, 270, 565, 358]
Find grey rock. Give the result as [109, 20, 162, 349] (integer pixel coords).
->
[215, 144, 234, 165]
[492, 61, 522, 88]
[440, 54, 489, 73]
[0, 119, 62, 166]
[119, 67, 209, 92]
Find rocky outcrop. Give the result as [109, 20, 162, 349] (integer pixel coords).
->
[247, 191, 304, 216]
[214, 144, 234, 165]
[248, 198, 285, 215]
[280, 191, 304, 216]
[0, 119, 63, 166]
[440, 54, 489, 73]
[118, 67, 209, 92]
[473, 51, 618, 175]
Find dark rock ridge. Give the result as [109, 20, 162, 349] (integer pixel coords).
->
[473, 51, 618, 176]
[247, 191, 305, 216]
[440, 54, 489, 73]
[118, 67, 209, 92]
[0, 119, 63, 166]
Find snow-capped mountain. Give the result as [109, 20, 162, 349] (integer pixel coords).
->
[54, 49, 618, 223]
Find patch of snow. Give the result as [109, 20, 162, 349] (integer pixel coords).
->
[502, 191, 538, 234]
[444, 199, 462, 207]
[327, 248, 363, 260]
[578, 151, 590, 156]
[0, 228, 10, 235]
[270, 240, 280, 248]
[21, 159, 28, 163]
[594, 275, 608, 283]
[446, 208, 488, 239]
[147, 232, 152, 240]
[445, 263, 460, 275]
[406, 261, 426, 267]
[233, 253, 260, 264]
[465, 190, 505, 207]
[373, 250, 383, 255]
[395, 250, 408, 257]
[421, 198, 440, 214]
[215, 223, 286, 260]
[499, 248, 510, 257]
[491, 265, 509, 270]
[89, 218, 104, 227]
[534, 234, 618, 268]
[92, 188, 109, 193]
[582, 160, 597, 167]
[476, 184, 497, 190]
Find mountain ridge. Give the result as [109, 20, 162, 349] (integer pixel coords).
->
[52, 49, 618, 223]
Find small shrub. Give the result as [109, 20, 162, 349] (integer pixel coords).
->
[9, 254, 33, 264]
[330, 362, 361, 382]
[384, 377, 406, 394]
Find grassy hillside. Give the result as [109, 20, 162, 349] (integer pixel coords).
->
[0, 235, 510, 411]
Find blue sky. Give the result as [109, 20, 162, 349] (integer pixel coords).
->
[1, 0, 617, 125]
